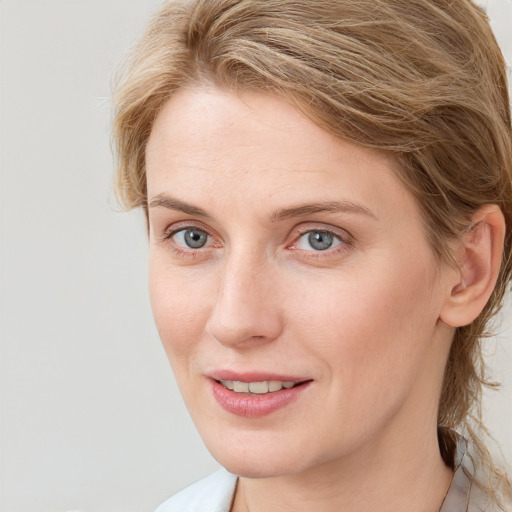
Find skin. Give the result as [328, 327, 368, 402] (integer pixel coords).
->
[145, 86, 463, 512]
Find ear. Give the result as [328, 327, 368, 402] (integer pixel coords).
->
[439, 205, 506, 328]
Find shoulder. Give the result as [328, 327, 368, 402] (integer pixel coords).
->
[155, 468, 238, 512]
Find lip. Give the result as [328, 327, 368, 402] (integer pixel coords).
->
[208, 371, 312, 418]
[209, 370, 308, 383]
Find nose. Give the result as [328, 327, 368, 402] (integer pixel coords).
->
[205, 252, 284, 349]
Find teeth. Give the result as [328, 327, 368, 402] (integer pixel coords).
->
[268, 380, 282, 392]
[249, 381, 269, 394]
[233, 381, 249, 393]
[219, 379, 299, 394]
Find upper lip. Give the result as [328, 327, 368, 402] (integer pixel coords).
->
[208, 370, 311, 383]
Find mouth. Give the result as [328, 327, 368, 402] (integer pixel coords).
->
[217, 379, 308, 395]
[209, 374, 313, 417]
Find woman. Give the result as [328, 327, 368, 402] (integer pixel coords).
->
[112, 0, 512, 510]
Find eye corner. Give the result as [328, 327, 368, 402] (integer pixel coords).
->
[286, 224, 355, 259]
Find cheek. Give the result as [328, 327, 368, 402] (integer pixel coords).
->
[294, 259, 440, 393]
[148, 259, 211, 368]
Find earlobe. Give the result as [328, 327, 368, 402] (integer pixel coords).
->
[440, 205, 505, 328]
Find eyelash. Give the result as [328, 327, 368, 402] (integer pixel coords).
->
[160, 223, 354, 259]
[161, 224, 219, 258]
[290, 226, 354, 258]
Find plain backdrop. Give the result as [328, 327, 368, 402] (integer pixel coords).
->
[0, 1, 511, 511]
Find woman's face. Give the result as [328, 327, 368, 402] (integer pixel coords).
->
[146, 87, 455, 478]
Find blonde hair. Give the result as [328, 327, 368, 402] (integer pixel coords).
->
[112, 0, 512, 506]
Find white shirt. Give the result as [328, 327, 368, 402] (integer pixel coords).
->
[155, 469, 237, 512]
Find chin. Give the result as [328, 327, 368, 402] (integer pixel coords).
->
[201, 430, 321, 478]
[214, 452, 305, 479]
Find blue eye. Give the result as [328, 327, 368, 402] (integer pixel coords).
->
[296, 230, 342, 251]
[172, 228, 209, 249]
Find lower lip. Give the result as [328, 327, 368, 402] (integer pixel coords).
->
[210, 380, 311, 418]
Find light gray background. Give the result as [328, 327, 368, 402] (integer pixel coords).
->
[0, 1, 511, 511]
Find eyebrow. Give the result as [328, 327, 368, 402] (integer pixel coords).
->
[148, 194, 212, 219]
[148, 194, 376, 222]
[269, 201, 377, 222]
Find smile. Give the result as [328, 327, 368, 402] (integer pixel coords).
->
[211, 377, 312, 417]
[219, 379, 299, 394]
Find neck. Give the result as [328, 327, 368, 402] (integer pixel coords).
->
[231, 424, 453, 512]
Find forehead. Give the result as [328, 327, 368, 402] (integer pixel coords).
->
[146, 87, 347, 175]
[145, 86, 421, 229]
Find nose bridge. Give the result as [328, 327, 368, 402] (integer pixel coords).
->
[206, 245, 282, 347]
